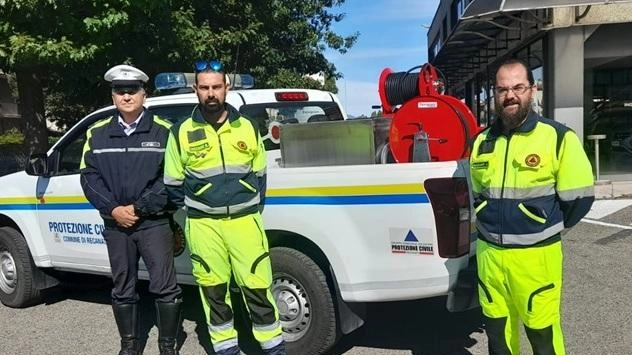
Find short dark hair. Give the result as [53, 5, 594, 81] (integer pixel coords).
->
[194, 70, 227, 85]
[495, 58, 535, 86]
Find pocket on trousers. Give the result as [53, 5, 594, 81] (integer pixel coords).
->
[247, 252, 272, 288]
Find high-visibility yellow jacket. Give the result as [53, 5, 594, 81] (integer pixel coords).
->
[163, 104, 266, 219]
[470, 110, 594, 247]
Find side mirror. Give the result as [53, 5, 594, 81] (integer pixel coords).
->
[25, 153, 50, 176]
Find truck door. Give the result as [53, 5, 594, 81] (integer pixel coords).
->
[35, 111, 114, 271]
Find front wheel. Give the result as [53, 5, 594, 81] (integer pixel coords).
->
[270, 247, 338, 355]
[0, 227, 40, 308]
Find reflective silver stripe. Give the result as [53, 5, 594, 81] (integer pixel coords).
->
[185, 198, 227, 214]
[502, 222, 565, 245]
[475, 223, 496, 243]
[186, 166, 225, 179]
[186, 164, 251, 179]
[228, 195, 260, 214]
[127, 147, 166, 153]
[93, 147, 166, 154]
[209, 320, 234, 333]
[478, 184, 556, 199]
[184, 194, 260, 215]
[260, 335, 284, 350]
[213, 338, 239, 352]
[225, 164, 252, 174]
[476, 221, 565, 245]
[557, 185, 595, 201]
[93, 148, 126, 154]
[253, 320, 281, 333]
[164, 176, 184, 186]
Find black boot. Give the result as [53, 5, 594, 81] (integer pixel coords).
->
[156, 299, 183, 355]
[112, 302, 140, 355]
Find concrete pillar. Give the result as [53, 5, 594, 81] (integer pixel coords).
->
[465, 80, 475, 121]
[545, 26, 585, 142]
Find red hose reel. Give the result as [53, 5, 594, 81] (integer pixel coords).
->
[378, 63, 480, 163]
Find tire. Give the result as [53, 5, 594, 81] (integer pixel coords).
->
[270, 247, 338, 355]
[0, 227, 41, 308]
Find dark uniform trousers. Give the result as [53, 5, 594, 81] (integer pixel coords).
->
[103, 222, 181, 302]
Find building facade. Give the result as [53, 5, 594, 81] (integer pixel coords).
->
[428, 0, 632, 179]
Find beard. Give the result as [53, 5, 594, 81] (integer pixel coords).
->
[201, 98, 223, 113]
[200, 99, 224, 122]
[495, 97, 531, 131]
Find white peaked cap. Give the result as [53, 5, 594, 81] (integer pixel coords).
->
[103, 64, 149, 83]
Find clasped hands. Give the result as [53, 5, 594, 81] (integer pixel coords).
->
[111, 205, 139, 228]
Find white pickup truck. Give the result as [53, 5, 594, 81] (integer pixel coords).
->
[0, 76, 477, 354]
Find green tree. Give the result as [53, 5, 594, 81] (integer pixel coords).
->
[0, 0, 172, 152]
[0, 0, 357, 152]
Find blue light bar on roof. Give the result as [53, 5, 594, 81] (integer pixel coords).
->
[227, 74, 255, 89]
[154, 72, 191, 91]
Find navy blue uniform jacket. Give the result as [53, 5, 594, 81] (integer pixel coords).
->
[80, 109, 172, 229]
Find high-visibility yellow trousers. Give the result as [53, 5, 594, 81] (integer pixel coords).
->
[477, 239, 565, 355]
[185, 213, 283, 353]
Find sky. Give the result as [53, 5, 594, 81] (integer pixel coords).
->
[325, 0, 441, 117]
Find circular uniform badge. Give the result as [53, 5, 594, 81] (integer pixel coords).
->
[525, 153, 541, 167]
[237, 141, 248, 150]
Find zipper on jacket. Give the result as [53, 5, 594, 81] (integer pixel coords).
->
[499, 134, 512, 245]
[217, 132, 230, 216]
[122, 138, 130, 205]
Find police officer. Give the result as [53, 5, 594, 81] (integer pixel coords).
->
[80, 64, 183, 355]
[163, 60, 286, 355]
[470, 58, 595, 355]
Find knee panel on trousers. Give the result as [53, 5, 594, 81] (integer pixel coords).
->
[485, 316, 513, 355]
[202, 284, 234, 325]
[525, 325, 555, 355]
[241, 287, 277, 325]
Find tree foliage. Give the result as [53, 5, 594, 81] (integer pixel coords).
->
[0, 0, 358, 152]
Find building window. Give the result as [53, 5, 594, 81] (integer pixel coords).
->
[586, 62, 632, 178]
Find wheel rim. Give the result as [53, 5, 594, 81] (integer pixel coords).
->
[272, 273, 311, 342]
[0, 250, 17, 295]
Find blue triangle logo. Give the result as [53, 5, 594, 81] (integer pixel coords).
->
[404, 230, 418, 242]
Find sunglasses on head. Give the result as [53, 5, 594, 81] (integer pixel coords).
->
[194, 60, 223, 73]
[112, 87, 141, 96]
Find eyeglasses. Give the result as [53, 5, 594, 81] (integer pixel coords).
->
[494, 84, 532, 96]
[112, 88, 141, 96]
[194, 60, 223, 73]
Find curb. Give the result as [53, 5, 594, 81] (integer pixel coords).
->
[594, 180, 632, 200]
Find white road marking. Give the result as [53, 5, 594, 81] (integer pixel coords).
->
[581, 218, 632, 230]
[585, 199, 632, 219]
